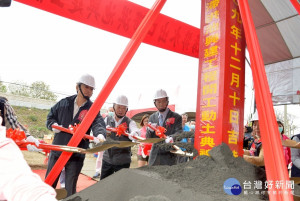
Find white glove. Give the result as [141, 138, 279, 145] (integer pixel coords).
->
[52, 123, 62, 133]
[97, 134, 106, 141]
[26, 136, 42, 152]
[147, 123, 157, 132]
[26, 144, 42, 152]
[93, 134, 106, 144]
[128, 130, 140, 141]
[105, 125, 112, 135]
[165, 136, 174, 143]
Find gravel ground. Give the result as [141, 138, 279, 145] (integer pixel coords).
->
[22, 150, 48, 170]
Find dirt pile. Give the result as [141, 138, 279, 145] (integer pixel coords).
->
[64, 143, 268, 201]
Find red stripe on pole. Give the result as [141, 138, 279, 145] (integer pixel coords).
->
[290, 0, 300, 15]
[238, 0, 293, 200]
[44, 0, 167, 186]
[15, 0, 199, 58]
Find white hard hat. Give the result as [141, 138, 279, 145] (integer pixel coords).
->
[153, 89, 168, 100]
[77, 74, 95, 88]
[114, 95, 128, 107]
[251, 110, 259, 121]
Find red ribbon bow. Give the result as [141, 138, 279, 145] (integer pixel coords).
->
[166, 117, 175, 127]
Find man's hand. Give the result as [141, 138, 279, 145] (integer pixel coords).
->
[147, 123, 157, 132]
[52, 123, 62, 133]
[128, 130, 140, 141]
[165, 136, 174, 143]
[26, 136, 42, 152]
[93, 134, 106, 144]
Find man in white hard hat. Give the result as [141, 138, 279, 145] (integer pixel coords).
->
[45, 74, 106, 196]
[146, 89, 183, 166]
[100, 95, 140, 179]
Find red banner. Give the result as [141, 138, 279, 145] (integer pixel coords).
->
[195, 0, 245, 157]
[15, 0, 200, 58]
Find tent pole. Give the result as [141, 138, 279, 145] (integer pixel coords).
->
[238, 0, 293, 200]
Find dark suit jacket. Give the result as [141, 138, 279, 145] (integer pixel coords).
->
[146, 109, 182, 166]
[46, 95, 106, 160]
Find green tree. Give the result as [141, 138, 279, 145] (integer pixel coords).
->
[30, 81, 57, 101]
[275, 108, 298, 137]
[8, 81, 30, 97]
[0, 81, 7, 93]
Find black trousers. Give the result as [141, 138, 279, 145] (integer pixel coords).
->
[100, 160, 130, 180]
[45, 152, 84, 197]
[291, 165, 300, 177]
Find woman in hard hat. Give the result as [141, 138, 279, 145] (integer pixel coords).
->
[243, 111, 264, 166]
[101, 95, 140, 180]
[45, 74, 107, 196]
[146, 89, 183, 166]
[243, 112, 293, 171]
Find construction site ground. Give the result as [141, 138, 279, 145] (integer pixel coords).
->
[22, 145, 139, 189]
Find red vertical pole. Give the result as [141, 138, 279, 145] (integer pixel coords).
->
[238, 0, 293, 200]
[195, 0, 245, 157]
[290, 0, 300, 15]
[45, 0, 167, 185]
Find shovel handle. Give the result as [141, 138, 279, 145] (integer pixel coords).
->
[52, 124, 94, 141]
[106, 127, 144, 141]
[17, 141, 86, 153]
[123, 131, 145, 141]
[147, 124, 167, 138]
[147, 123, 157, 132]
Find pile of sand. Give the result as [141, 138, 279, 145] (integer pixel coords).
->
[64, 143, 271, 201]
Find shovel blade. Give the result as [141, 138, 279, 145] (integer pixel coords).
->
[86, 143, 119, 153]
[137, 138, 165, 143]
[114, 141, 137, 148]
[55, 188, 67, 200]
[290, 177, 300, 184]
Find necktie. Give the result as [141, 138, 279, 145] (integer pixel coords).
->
[159, 114, 164, 126]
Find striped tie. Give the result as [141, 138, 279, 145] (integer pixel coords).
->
[159, 114, 164, 126]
